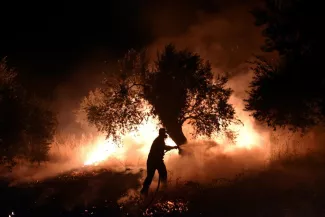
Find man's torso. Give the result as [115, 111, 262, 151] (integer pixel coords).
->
[148, 137, 165, 161]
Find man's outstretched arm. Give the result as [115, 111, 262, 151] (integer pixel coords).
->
[164, 145, 178, 152]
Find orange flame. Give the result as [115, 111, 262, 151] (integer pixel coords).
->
[83, 116, 177, 166]
[82, 103, 266, 167]
[81, 75, 268, 166]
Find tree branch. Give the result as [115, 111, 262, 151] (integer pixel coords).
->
[180, 115, 199, 124]
[128, 83, 147, 89]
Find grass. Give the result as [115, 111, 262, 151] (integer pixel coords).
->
[134, 151, 325, 217]
[0, 167, 141, 217]
[1, 149, 325, 217]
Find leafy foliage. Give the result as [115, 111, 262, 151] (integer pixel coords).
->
[251, 0, 322, 56]
[22, 97, 57, 164]
[246, 0, 325, 131]
[245, 56, 322, 130]
[82, 44, 237, 146]
[144, 45, 236, 142]
[0, 58, 57, 165]
[81, 50, 151, 144]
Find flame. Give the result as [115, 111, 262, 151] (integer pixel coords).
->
[214, 95, 267, 153]
[81, 95, 267, 166]
[84, 138, 117, 166]
[83, 116, 177, 166]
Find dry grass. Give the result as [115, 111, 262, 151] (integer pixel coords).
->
[2, 130, 325, 216]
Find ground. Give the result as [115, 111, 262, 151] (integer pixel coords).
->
[1, 152, 325, 217]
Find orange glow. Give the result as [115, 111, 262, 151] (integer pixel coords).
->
[214, 95, 267, 153]
[83, 138, 117, 166]
[81, 95, 266, 167]
[76, 69, 268, 167]
[82, 116, 177, 167]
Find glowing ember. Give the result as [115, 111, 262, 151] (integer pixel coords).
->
[143, 199, 189, 216]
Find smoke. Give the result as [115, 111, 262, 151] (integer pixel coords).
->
[116, 3, 276, 206]
[3, 2, 323, 212]
[1, 0, 270, 186]
[116, 1, 325, 205]
[146, 2, 263, 72]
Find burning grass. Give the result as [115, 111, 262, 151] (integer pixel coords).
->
[117, 150, 325, 217]
[1, 147, 325, 216]
[2, 71, 324, 216]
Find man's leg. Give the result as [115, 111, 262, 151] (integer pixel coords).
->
[141, 161, 156, 196]
[157, 161, 167, 189]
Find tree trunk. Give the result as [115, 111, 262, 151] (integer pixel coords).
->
[164, 123, 188, 155]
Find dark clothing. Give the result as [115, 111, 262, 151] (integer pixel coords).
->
[148, 136, 168, 161]
[141, 135, 173, 193]
[142, 159, 167, 188]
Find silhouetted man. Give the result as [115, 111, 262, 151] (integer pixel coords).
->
[140, 128, 177, 196]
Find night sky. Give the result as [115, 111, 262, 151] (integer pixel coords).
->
[0, 0, 254, 98]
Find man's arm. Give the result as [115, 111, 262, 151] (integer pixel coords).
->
[164, 145, 178, 152]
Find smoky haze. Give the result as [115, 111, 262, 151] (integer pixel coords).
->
[4, 3, 325, 216]
[4, 0, 278, 189]
[54, 0, 264, 130]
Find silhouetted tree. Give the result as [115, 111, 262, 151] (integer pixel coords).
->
[245, 56, 322, 130]
[82, 44, 237, 150]
[23, 97, 57, 165]
[0, 58, 57, 166]
[251, 0, 322, 56]
[245, 0, 325, 131]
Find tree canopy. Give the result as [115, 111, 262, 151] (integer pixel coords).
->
[82, 44, 237, 148]
[0, 58, 57, 166]
[245, 0, 325, 131]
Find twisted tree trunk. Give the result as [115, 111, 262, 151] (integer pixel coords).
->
[163, 122, 187, 155]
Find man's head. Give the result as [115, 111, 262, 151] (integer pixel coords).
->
[159, 128, 168, 138]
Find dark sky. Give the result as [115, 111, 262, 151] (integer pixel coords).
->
[0, 0, 254, 98]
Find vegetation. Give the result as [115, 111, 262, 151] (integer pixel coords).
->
[1, 1, 325, 216]
[1, 149, 325, 216]
[246, 0, 325, 131]
[82, 44, 238, 149]
[0, 58, 57, 167]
